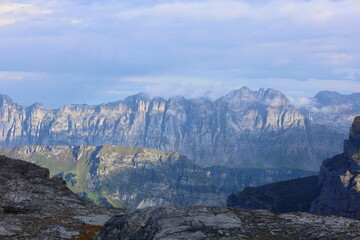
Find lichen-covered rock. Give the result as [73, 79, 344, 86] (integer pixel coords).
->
[0, 88, 345, 170]
[95, 206, 360, 240]
[0, 155, 125, 239]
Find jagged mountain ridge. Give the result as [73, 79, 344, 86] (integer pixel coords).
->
[0, 87, 346, 170]
[0, 145, 315, 210]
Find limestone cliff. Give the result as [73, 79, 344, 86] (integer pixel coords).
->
[0, 88, 345, 170]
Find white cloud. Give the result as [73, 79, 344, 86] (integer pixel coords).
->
[117, 0, 360, 26]
[105, 76, 231, 100]
[59, 18, 83, 25]
[0, 71, 47, 82]
[0, 2, 53, 26]
[118, 76, 164, 83]
[316, 52, 356, 65]
[0, 18, 17, 26]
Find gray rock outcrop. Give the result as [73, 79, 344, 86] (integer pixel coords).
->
[0, 87, 346, 170]
[95, 205, 360, 240]
[0, 155, 125, 239]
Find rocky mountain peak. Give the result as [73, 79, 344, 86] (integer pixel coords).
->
[220, 87, 289, 106]
[0, 94, 15, 107]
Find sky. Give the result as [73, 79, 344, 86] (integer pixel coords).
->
[0, 0, 360, 107]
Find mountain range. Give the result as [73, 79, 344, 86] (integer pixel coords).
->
[1, 87, 357, 170]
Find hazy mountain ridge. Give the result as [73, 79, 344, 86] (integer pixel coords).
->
[300, 91, 360, 132]
[0, 145, 315, 210]
[0, 87, 350, 170]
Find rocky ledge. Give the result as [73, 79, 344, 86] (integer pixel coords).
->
[0, 155, 125, 239]
[96, 205, 360, 240]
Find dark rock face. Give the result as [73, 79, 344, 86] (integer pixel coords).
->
[205, 166, 317, 195]
[0, 88, 345, 170]
[227, 176, 321, 213]
[310, 116, 360, 219]
[0, 155, 125, 239]
[95, 206, 360, 240]
[228, 116, 360, 220]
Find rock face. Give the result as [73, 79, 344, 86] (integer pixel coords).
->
[228, 116, 360, 220]
[0, 87, 346, 170]
[0, 155, 125, 239]
[310, 116, 360, 219]
[227, 176, 321, 213]
[96, 205, 360, 240]
[0, 145, 315, 210]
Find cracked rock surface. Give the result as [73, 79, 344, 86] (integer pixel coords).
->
[96, 205, 360, 240]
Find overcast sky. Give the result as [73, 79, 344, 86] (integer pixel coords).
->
[0, 0, 359, 107]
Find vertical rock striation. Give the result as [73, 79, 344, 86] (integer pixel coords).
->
[0, 88, 346, 170]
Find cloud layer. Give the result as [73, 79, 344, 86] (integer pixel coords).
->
[0, 0, 359, 107]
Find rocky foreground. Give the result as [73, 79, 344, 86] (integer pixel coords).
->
[0, 155, 125, 239]
[1, 155, 360, 239]
[96, 206, 360, 240]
